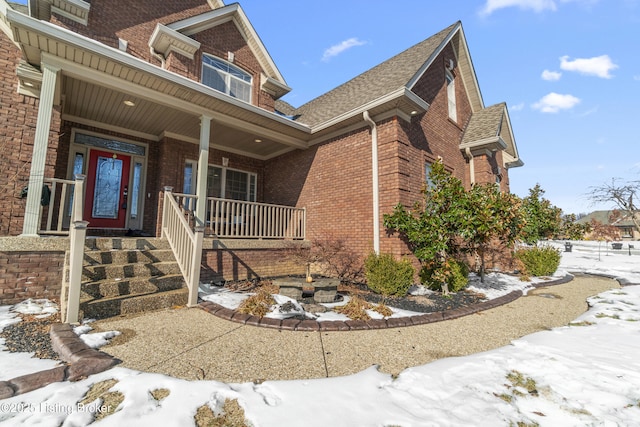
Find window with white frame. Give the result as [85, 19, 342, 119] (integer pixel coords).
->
[445, 69, 457, 122]
[202, 55, 252, 103]
[183, 161, 256, 202]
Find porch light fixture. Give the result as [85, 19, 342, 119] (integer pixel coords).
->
[123, 100, 135, 107]
[254, 138, 262, 143]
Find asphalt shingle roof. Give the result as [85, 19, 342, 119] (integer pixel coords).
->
[461, 102, 505, 144]
[279, 22, 459, 127]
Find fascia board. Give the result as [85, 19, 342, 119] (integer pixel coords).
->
[309, 87, 430, 134]
[7, 10, 310, 134]
[459, 136, 507, 153]
[167, 3, 288, 86]
[407, 22, 485, 112]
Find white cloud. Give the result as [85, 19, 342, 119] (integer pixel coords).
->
[510, 102, 525, 111]
[559, 55, 618, 78]
[480, 0, 557, 15]
[480, 0, 598, 15]
[322, 38, 367, 62]
[541, 69, 562, 81]
[532, 92, 581, 113]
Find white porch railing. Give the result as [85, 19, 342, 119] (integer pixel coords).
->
[161, 187, 203, 307]
[39, 177, 77, 235]
[172, 193, 306, 239]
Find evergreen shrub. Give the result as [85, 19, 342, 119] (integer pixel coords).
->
[515, 245, 561, 277]
[364, 252, 414, 297]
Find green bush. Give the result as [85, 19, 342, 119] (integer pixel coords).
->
[420, 258, 469, 293]
[364, 252, 414, 297]
[515, 245, 561, 276]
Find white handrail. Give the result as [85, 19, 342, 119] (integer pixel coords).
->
[162, 187, 203, 306]
[172, 193, 306, 239]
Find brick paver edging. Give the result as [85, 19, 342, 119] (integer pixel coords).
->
[0, 323, 120, 400]
[199, 274, 576, 331]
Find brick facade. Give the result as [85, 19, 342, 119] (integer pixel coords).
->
[0, 2, 519, 294]
[201, 248, 304, 283]
[0, 251, 65, 305]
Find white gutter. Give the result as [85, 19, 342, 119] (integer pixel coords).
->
[363, 111, 380, 255]
[5, 8, 309, 133]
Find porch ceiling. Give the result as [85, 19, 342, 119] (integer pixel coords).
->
[8, 8, 310, 160]
[61, 76, 296, 159]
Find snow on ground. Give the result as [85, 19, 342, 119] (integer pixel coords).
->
[0, 242, 639, 426]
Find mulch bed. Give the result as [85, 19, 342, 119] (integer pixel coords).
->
[224, 278, 487, 314]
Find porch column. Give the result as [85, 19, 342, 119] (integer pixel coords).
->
[21, 63, 60, 236]
[195, 115, 212, 227]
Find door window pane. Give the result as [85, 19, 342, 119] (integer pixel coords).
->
[183, 162, 194, 194]
[131, 162, 142, 219]
[92, 156, 122, 219]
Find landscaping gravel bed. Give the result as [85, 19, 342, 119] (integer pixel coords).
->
[0, 313, 61, 361]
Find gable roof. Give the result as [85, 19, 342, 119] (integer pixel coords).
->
[578, 210, 639, 228]
[166, 2, 289, 96]
[283, 22, 459, 128]
[461, 102, 522, 167]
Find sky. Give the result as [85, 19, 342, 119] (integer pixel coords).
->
[230, 0, 640, 215]
[1, 241, 640, 426]
[9, 0, 640, 215]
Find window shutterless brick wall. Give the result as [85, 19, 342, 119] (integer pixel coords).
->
[0, 32, 62, 236]
[200, 248, 304, 283]
[0, 252, 64, 305]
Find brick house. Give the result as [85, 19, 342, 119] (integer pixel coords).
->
[0, 0, 522, 308]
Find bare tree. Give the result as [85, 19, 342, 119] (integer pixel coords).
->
[589, 178, 640, 231]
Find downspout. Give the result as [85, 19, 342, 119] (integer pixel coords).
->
[150, 47, 166, 69]
[465, 147, 475, 185]
[363, 111, 380, 254]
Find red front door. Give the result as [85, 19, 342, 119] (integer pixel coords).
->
[84, 149, 131, 229]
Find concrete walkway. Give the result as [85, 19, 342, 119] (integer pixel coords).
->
[93, 275, 618, 384]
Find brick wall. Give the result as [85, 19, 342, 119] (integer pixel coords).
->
[201, 248, 304, 283]
[0, 31, 62, 236]
[51, 0, 278, 111]
[0, 252, 65, 305]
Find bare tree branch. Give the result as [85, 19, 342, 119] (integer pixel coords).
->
[589, 178, 640, 231]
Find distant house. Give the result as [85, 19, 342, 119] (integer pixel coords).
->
[578, 211, 640, 240]
[0, 0, 522, 306]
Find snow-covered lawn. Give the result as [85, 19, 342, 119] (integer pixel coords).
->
[0, 241, 639, 426]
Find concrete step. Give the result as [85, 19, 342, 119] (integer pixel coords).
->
[80, 274, 185, 300]
[83, 249, 176, 266]
[84, 237, 172, 251]
[82, 261, 182, 282]
[79, 288, 189, 320]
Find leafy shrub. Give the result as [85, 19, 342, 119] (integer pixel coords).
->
[420, 258, 469, 293]
[364, 252, 414, 297]
[515, 245, 561, 277]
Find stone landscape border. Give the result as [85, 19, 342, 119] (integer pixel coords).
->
[199, 274, 575, 331]
[2, 272, 632, 400]
[0, 324, 119, 400]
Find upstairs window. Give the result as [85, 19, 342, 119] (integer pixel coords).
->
[445, 69, 457, 122]
[202, 55, 252, 103]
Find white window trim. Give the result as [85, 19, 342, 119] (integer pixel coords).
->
[201, 54, 252, 103]
[184, 160, 257, 202]
[445, 69, 457, 122]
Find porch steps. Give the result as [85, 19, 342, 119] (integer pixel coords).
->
[78, 237, 188, 319]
